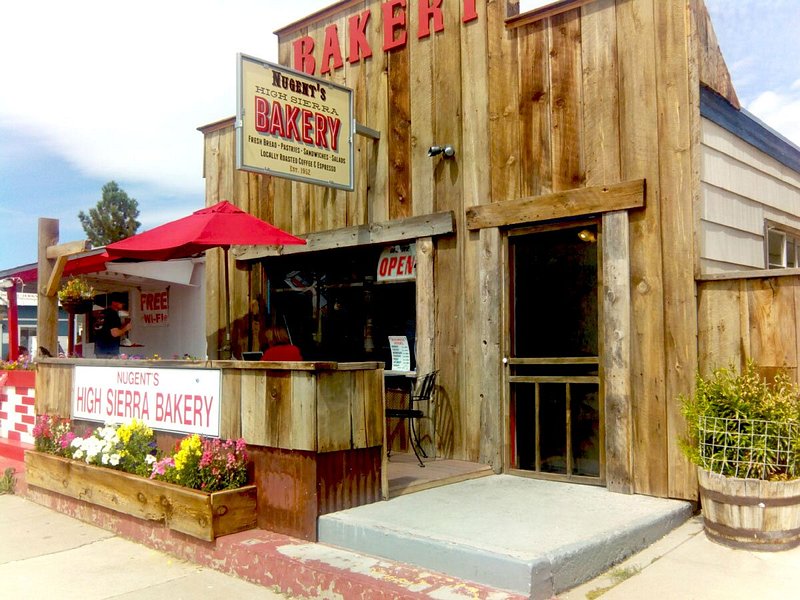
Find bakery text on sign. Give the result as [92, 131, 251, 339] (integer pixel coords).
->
[253, 71, 343, 153]
[72, 366, 221, 437]
[292, 0, 480, 76]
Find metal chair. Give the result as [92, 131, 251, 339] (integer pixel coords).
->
[386, 370, 438, 467]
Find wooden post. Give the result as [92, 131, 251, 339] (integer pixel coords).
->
[479, 227, 504, 471]
[602, 210, 634, 493]
[37, 218, 60, 357]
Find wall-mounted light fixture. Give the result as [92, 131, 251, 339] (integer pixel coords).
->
[577, 229, 596, 243]
[427, 145, 455, 158]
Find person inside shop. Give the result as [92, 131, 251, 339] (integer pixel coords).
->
[93, 298, 132, 358]
[260, 323, 303, 361]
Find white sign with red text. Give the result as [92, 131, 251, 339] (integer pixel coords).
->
[72, 366, 221, 437]
[377, 243, 416, 282]
[140, 289, 170, 327]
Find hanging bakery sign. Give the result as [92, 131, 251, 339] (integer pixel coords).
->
[236, 53, 354, 191]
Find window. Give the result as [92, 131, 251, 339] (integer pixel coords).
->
[507, 0, 592, 22]
[767, 227, 800, 269]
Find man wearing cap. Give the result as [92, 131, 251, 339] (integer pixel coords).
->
[94, 299, 132, 358]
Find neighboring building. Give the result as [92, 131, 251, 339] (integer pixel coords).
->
[0, 257, 208, 360]
[195, 0, 800, 503]
[1, 288, 69, 359]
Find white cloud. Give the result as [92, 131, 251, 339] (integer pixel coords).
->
[0, 0, 328, 196]
[747, 89, 800, 148]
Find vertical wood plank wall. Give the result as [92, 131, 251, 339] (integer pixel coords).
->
[196, 0, 742, 500]
[698, 273, 800, 383]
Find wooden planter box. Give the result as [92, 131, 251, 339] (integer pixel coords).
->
[25, 450, 257, 541]
[698, 468, 800, 551]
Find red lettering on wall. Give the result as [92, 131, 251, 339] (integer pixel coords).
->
[320, 23, 344, 74]
[462, 0, 478, 23]
[418, 0, 444, 39]
[382, 0, 407, 52]
[348, 10, 373, 63]
[293, 37, 316, 75]
[289, 0, 480, 75]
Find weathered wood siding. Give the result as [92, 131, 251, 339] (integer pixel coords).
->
[698, 272, 800, 384]
[197, 0, 758, 500]
[699, 119, 800, 274]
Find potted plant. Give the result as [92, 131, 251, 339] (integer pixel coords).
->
[57, 277, 95, 314]
[681, 361, 800, 551]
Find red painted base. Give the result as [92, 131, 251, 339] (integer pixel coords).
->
[23, 484, 522, 599]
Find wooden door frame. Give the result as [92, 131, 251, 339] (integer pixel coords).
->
[503, 219, 605, 485]
[495, 212, 634, 492]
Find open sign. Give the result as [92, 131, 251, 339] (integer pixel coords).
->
[377, 244, 416, 282]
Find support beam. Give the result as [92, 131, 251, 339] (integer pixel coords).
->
[37, 218, 60, 358]
[466, 179, 645, 230]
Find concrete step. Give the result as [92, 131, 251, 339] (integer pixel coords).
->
[318, 474, 693, 599]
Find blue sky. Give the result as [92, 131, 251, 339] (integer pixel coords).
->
[1, 1, 798, 270]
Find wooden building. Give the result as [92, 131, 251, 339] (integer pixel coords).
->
[199, 0, 800, 502]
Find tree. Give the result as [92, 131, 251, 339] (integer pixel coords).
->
[78, 181, 141, 246]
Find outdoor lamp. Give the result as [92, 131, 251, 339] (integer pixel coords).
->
[427, 145, 455, 158]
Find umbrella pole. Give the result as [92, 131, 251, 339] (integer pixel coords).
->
[223, 246, 232, 359]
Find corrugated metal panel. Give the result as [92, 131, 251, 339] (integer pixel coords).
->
[250, 445, 381, 542]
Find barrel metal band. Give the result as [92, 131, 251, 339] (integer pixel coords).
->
[704, 519, 800, 543]
[700, 485, 800, 508]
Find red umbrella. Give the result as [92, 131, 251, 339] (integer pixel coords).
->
[106, 200, 306, 355]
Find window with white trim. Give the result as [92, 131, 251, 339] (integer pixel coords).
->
[508, 0, 580, 19]
[767, 227, 800, 269]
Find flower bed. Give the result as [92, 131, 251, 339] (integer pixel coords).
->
[25, 450, 257, 541]
[27, 416, 257, 541]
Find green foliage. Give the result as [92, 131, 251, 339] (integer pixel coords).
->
[57, 277, 95, 301]
[78, 181, 141, 246]
[680, 362, 800, 480]
[0, 468, 15, 494]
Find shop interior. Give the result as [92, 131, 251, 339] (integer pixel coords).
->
[261, 244, 417, 369]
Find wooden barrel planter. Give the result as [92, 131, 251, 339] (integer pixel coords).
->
[698, 468, 800, 551]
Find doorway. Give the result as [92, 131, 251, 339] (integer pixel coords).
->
[508, 223, 604, 484]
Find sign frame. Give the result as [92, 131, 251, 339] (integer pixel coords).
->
[236, 53, 355, 192]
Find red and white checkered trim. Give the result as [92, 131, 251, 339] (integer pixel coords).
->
[0, 380, 35, 444]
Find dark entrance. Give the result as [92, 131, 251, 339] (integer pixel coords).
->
[508, 223, 603, 483]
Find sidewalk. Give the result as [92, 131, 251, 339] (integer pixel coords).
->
[0, 494, 289, 600]
[561, 515, 800, 600]
[4, 454, 800, 599]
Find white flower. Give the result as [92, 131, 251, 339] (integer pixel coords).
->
[72, 449, 84, 460]
[101, 453, 109, 465]
[109, 454, 121, 466]
[145, 454, 156, 465]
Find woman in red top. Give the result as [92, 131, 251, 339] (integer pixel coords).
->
[260, 324, 303, 361]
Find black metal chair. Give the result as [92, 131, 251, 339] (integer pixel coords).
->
[386, 370, 438, 467]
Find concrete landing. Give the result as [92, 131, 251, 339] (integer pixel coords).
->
[318, 474, 693, 599]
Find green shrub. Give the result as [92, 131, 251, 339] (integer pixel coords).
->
[680, 361, 800, 480]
